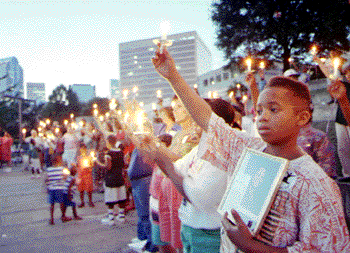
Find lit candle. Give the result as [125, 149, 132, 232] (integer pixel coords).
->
[63, 168, 70, 175]
[99, 115, 104, 121]
[193, 84, 198, 89]
[70, 113, 74, 119]
[152, 103, 157, 110]
[259, 61, 265, 69]
[123, 89, 129, 99]
[22, 128, 27, 135]
[93, 109, 99, 117]
[55, 128, 60, 134]
[208, 91, 212, 98]
[213, 91, 219, 99]
[133, 86, 139, 94]
[236, 83, 241, 89]
[64, 119, 68, 126]
[46, 119, 51, 125]
[105, 112, 110, 118]
[160, 20, 171, 41]
[38, 127, 42, 132]
[156, 90, 162, 98]
[93, 103, 98, 109]
[229, 91, 234, 99]
[117, 110, 122, 115]
[171, 101, 176, 108]
[288, 57, 293, 63]
[109, 100, 117, 111]
[246, 58, 252, 71]
[310, 45, 317, 56]
[136, 111, 145, 132]
[90, 151, 97, 161]
[242, 95, 248, 103]
[82, 158, 90, 168]
[139, 102, 144, 107]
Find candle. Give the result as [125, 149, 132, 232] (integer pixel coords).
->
[152, 103, 157, 110]
[117, 110, 122, 115]
[109, 101, 117, 110]
[122, 89, 129, 99]
[208, 91, 212, 98]
[46, 119, 51, 125]
[82, 158, 90, 168]
[160, 20, 171, 41]
[288, 57, 293, 63]
[136, 111, 145, 132]
[133, 86, 139, 94]
[229, 91, 234, 99]
[99, 115, 104, 122]
[79, 121, 84, 127]
[213, 91, 219, 99]
[22, 128, 27, 135]
[55, 128, 60, 134]
[236, 83, 241, 89]
[105, 112, 110, 118]
[156, 90, 162, 98]
[193, 84, 198, 89]
[246, 58, 252, 71]
[242, 95, 248, 103]
[259, 61, 265, 69]
[70, 113, 74, 119]
[139, 102, 144, 107]
[63, 168, 70, 175]
[333, 58, 340, 78]
[93, 109, 99, 117]
[310, 45, 317, 56]
[64, 119, 68, 126]
[93, 103, 98, 109]
[171, 101, 176, 108]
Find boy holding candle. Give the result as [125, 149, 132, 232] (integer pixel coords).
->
[96, 135, 127, 225]
[151, 47, 350, 252]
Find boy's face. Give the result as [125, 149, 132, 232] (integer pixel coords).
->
[256, 87, 310, 146]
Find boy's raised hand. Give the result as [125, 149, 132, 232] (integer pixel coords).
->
[152, 46, 177, 81]
[328, 80, 347, 100]
[222, 209, 254, 251]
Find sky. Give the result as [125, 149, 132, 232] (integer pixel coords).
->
[0, 0, 228, 99]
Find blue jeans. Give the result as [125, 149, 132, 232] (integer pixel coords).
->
[131, 176, 158, 252]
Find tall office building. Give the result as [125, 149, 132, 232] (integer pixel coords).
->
[69, 84, 96, 103]
[110, 79, 120, 99]
[26, 82, 46, 104]
[0, 56, 24, 98]
[119, 31, 212, 104]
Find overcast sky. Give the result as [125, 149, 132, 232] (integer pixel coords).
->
[0, 0, 227, 98]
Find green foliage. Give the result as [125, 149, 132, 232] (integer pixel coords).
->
[41, 84, 81, 123]
[211, 0, 350, 71]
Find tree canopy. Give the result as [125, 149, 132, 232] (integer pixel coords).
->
[211, 0, 350, 71]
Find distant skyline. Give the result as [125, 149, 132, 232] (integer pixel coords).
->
[0, 0, 228, 100]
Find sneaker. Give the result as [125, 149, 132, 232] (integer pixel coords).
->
[131, 237, 143, 244]
[101, 215, 114, 226]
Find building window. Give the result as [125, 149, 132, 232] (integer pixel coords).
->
[203, 79, 208, 87]
[223, 72, 230, 80]
[210, 77, 215, 85]
[216, 75, 222, 82]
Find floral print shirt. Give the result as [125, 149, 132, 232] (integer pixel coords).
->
[198, 113, 350, 253]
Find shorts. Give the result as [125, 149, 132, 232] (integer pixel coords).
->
[151, 223, 169, 246]
[62, 193, 76, 207]
[47, 189, 64, 204]
[104, 184, 126, 205]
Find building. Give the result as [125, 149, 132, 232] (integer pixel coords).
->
[119, 31, 212, 104]
[110, 79, 120, 99]
[197, 65, 283, 100]
[69, 84, 96, 103]
[0, 56, 24, 98]
[26, 82, 46, 104]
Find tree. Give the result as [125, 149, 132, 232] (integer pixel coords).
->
[80, 97, 115, 117]
[211, 0, 350, 71]
[40, 85, 81, 123]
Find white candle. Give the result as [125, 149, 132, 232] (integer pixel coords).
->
[160, 20, 171, 41]
[152, 103, 157, 110]
[246, 58, 252, 71]
[136, 111, 145, 132]
[310, 45, 317, 56]
[156, 90, 162, 98]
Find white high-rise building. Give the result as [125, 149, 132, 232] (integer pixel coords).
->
[110, 79, 120, 99]
[119, 31, 212, 104]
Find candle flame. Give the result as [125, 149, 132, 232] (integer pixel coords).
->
[156, 90, 162, 98]
[259, 61, 265, 69]
[160, 20, 171, 40]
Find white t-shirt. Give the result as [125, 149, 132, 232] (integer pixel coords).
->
[176, 146, 228, 230]
[63, 133, 78, 151]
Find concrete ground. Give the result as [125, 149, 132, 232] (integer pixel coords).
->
[0, 166, 140, 253]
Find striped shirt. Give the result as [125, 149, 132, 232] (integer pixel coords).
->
[63, 176, 75, 194]
[46, 166, 65, 190]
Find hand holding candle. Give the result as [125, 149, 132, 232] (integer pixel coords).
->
[246, 58, 252, 72]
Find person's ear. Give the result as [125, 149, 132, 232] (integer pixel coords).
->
[297, 110, 311, 126]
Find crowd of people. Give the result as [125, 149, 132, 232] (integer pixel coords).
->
[1, 45, 350, 252]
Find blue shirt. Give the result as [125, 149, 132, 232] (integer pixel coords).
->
[127, 148, 153, 181]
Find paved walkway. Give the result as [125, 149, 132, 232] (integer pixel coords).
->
[0, 166, 139, 253]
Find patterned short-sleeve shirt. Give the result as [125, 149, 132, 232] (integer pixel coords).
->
[198, 113, 350, 252]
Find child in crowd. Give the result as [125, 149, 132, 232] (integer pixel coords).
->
[29, 139, 42, 178]
[151, 46, 350, 252]
[77, 143, 94, 208]
[62, 164, 82, 221]
[96, 135, 127, 225]
[44, 154, 71, 225]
